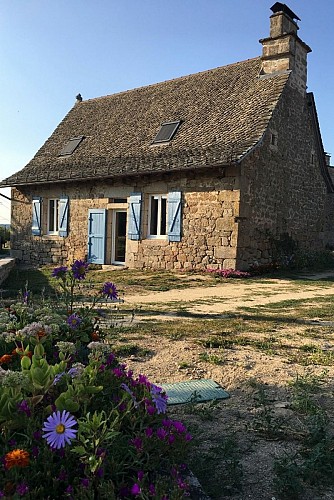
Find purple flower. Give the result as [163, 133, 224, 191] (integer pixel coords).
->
[131, 483, 141, 496]
[16, 483, 29, 496]
[102, 281, 118, 300]
[137, 374, 150, 388]
[71, 259, 89, 280]
[121, 383, 139, 408]
[23, 291, 30, 305]
[58, 469, 68, 481]
[156, 428, 168, 440]
[150, 384, 168, 414]
[95, 467, 104, 478]
[168, 434, 176, 445]
[53, 372, 66, 385]
[42, 410, 78, 449]
[149, 484, 156, 496]
[172, 420, 186, 434]
[131, 437, 143, 452]
[106, 353, 115, 365]
[17, 399, 31, 417]
[33, 430, 42, 440]
[52, 266, 68, 278]
[146, 404, 156, 416]
[32, 446, 39, 458]
[64, 485, 74, 497]
[113, 367, 124, 378]
[145, 427, 154, 438]
[81, 478, 90, 488]
[67, 313, 82, 330]
[137, 470, 144, 481]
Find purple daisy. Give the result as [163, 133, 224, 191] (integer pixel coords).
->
[52, 266, 68, 278]
[150, 384, 168, 414]
[71, 259, 89, 280]
[42, 410, 78, 449]
[67, 313, 82, 330]
[101, 281, 118, 300]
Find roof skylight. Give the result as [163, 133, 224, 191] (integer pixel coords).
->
[59, 136, 84, 156]
[152, 121, 181, 144]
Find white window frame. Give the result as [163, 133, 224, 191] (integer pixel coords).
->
[148, 194, 167, 239]
[47, 198, 59, 235]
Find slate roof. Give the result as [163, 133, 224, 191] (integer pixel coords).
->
[1, 57, 290, 187]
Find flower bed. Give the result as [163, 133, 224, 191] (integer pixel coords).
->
[0, 261, 191, 499]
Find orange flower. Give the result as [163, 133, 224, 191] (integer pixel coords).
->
[4, 449, 30, 469]
[91, 332, 100, 341]
[0, 354, 12, 364]
[37, 328, 46, 339]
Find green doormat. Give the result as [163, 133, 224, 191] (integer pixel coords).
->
[161, 379, 229, 405]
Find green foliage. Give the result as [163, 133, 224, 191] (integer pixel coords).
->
[0, 262, 192, 499]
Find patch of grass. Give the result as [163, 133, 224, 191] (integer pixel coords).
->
[288, 348, 334, 366]
[113, 344, 151, 357]
[199, 350, 225, 365]
[249, 385, 285, 439]
[289, 370, 328, 415]
[273, 412, 334, 498]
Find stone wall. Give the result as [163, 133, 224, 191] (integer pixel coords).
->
[0, 258, 15, 286]
[236, 84, 332, 269]
[11, 167, 241, 271]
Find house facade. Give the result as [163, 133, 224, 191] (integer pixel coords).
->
[2, 3, 334, 271]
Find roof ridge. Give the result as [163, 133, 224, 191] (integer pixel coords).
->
[81, 56, 262, 103]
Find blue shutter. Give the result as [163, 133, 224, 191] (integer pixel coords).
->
[128, 193, 142, 240]
[58, 197, 69, 237]
[32, 197, 42, 236]
[87, 209, 107, 264]
[168, 191, 182, 242]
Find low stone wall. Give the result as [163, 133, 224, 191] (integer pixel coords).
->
[0, 258, 15, 286]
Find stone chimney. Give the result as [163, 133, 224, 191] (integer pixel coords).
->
[259, 3, 312, 95]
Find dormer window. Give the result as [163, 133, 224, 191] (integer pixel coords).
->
[59, 136, 84, 156]
[152, 121, 181, 144]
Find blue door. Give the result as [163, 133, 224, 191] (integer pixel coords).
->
[87, 209, 107, 264]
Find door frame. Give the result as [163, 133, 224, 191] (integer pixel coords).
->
[111, 209, 127, 265]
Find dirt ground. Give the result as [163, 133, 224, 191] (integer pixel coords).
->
[114, 274, 334, 500]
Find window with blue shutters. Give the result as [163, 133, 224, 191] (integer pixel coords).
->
[32, 197, 42, 236]
[167, 191, 182, 242]
[128, 193, 142, 240]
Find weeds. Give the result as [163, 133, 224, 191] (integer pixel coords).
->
[188, 434, 243, 498]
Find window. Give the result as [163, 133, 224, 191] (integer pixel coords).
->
[48, 199, 59, 234]
[148, 195, 167, 238]
[270, 133, 278, 146]
[59, 136, 84, 156]
[152, 121, 181, 144]
[31, 196, 69, 237]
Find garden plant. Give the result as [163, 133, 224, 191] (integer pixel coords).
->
[0, 260, 192, 499]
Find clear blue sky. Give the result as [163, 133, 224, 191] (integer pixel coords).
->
[1, 0, 333, 223]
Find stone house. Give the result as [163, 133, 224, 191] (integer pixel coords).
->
[1, 3, 334, 271]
